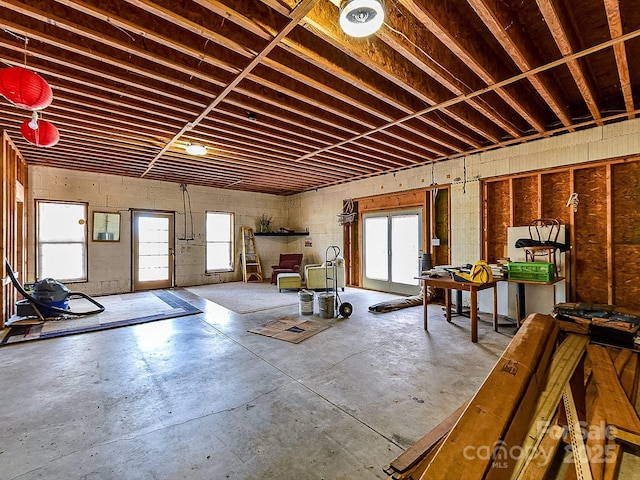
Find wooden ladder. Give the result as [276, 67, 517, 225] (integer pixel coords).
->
[241, 227, 263, 282]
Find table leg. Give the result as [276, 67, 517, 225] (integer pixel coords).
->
[470, 290, 478, 343]
[516, 282, 526, 328]
[445, 288, 452, 322]
[493, 285, 498, 332]
[423, 280, 428, 331]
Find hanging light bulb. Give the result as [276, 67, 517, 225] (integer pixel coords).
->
[339, 0, 385, 38]
[28, 110, 39, 130]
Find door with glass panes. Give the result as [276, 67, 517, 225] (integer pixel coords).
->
[132, 211, 174, 291]
[362, 210, 421, 295]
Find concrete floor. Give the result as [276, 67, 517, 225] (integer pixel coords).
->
[0, 286, 515, 480]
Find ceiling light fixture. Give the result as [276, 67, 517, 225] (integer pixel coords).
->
[339, 0, 384, 38]
[185, 143, 207, 155]
[28, 110, 39, 130]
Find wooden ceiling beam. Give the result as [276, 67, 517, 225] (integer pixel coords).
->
[52, 0, 244, 73]
[278, 1, 497, 146]
[49, 0, 462, 159]
[47, 2, 438, 171]
[536, 0, 602, 126]
[398, 0, 548, 134]
[604, 0, 635, 119]
[466, 0, 574, 130]
[134, 0, 475, 153]
[1, 20, 429, 167]
[140, 0, 321, 176]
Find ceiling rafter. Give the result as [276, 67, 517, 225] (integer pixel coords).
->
[466, 0, 574, 130]
[397, 0, 548, 135]
[536, 0, 602, 126]
[0, 0, 638, 195]
[604, 0, 635, 119]
[133, 0, 482, 152]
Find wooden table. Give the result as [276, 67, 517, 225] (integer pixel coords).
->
[417, 275, 500, 343]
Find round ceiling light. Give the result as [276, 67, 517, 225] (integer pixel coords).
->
[185, 143, 207, 155]
[339, 0, 384, 38]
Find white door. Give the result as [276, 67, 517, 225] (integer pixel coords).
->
[132, 211, 174, 291]
[363, 210, 421, 295]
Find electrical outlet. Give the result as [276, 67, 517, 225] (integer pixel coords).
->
[431, 238, 441, 247]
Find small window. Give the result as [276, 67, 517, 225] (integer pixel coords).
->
[206, 212, 234, 272]
[36, 200, 88, 282]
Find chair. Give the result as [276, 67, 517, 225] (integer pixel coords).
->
[304, 257, 346, 290]
[270, 253, 303, 283]
[520, 218, 561, 276]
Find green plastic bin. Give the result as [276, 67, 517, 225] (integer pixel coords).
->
[507, 262, 554, 282]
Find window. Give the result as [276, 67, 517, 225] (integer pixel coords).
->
[36, 200, 88, 282]
[206, 212, 234, 272]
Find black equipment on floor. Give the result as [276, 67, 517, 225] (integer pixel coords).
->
[5, 259, 105, 319]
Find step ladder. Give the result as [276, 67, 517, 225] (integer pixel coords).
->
[241, 227, 263, 282]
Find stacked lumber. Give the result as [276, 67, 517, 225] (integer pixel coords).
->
[384, 313, 640, 480]
[553, 303, 640, 349]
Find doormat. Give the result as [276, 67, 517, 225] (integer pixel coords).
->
[248, 316, 330, 343]
[0, 290, 201, 346]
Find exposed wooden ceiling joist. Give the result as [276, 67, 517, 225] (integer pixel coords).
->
[0, 0, 638, 195]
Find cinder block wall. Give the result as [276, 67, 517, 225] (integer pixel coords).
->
[28, 118, 640, 295]
[293, 117, 640, 269]
[28, 169, 290, 295]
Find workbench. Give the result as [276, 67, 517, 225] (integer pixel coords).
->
[417, 275, 500, 343]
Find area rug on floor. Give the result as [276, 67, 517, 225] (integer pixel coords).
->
[0, 290, 201, 346]
[248, 316, 330, 343]
[186, 281, 299, 314]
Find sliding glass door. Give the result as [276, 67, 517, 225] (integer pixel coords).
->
[363, 210, 421, 295]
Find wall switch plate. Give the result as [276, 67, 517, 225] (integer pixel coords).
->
[431, 238, 441, 246]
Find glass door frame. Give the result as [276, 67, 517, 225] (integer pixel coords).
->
[362, 208, 422, 295]
[132, 210, 175, 291]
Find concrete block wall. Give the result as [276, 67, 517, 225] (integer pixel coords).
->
[27, 118, 640, 296]
[292, 117, 640, 272]
[28, 167, 290, 295]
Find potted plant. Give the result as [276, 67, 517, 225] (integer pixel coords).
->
[257, 213, 272, 233]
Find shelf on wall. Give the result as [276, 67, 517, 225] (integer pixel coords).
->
[254, 232, 309, 236]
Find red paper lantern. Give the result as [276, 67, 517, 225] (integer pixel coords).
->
[0, 66, 53, 110]
[21, 119, 59, 147]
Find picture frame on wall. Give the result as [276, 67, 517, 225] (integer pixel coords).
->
[93, 212, 121, 242]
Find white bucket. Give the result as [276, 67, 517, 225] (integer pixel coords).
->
[317, 293, 335, 318]
[298, 290, 314, 315]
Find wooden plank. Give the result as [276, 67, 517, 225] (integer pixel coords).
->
[418, 314, 559, 479]
[387, 435, 447, 480]
[512, 334, 589, 478]
[385, 399, 470, 474]
[586, 405, 606, 480]
[611, 427, 640, 447]
[601, 349, 638, 480]
[517, 423, 564, 479]
[587, 344, 640, 435]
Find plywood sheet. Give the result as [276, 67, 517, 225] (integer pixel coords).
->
[513, 176, 539, 226]
[541, 172, 571, 223]
[485, 180, 511, 263]
[573, 166, 608, 304]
